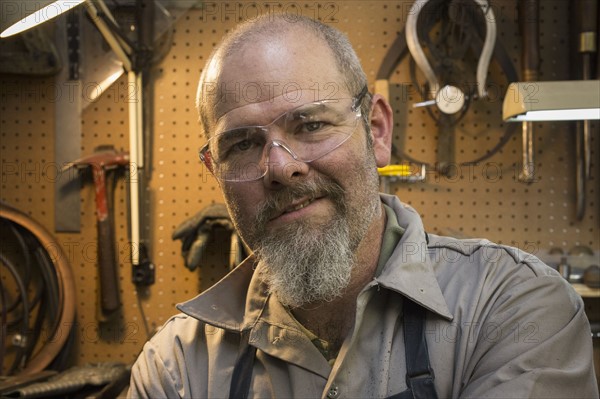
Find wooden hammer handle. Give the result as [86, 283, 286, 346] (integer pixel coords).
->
[97, 215, 121, 317]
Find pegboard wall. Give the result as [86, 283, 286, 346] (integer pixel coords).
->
[0, 0, 598, 368]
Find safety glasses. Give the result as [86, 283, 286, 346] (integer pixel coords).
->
[199, 87, 368, 182]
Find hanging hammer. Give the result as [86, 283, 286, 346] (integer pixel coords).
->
[63, 146, 129, 319]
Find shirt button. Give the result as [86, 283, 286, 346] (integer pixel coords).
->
[327, 385, 339, 398]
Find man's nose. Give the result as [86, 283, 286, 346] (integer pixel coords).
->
[263, 141, 310, 188]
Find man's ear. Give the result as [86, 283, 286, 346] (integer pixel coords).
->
[368, 93, 393, 167]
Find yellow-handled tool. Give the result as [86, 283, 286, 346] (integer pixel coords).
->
[377, 164, 426, 193]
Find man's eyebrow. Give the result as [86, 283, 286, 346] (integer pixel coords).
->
[216, 126, 256, 143]
[288, 102, 342, 119]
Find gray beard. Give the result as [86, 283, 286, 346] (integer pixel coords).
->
[256, 215, 356, 308]
[249, 174, 379, 308]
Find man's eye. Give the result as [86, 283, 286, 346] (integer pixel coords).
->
[302, 121, 325, 132]
[232, 139, 253, 152]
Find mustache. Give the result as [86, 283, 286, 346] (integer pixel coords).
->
[255, 175, 346, 226]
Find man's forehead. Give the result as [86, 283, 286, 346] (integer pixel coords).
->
[204, 80, 347, 114]
[200, 29, 346, 121]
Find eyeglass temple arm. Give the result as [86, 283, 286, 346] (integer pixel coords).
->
[353, 86, 370, 110]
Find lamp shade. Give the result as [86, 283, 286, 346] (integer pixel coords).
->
[503, 80, 600, 122]
[1, 0, 86, 38]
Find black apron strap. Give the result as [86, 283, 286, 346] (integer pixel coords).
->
[386, 298, 439, 399]
[229, 331, 256, 399]
[402, 299, 439, 399]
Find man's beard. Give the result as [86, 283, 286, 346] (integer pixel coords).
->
[248, 174, 379, 308]
[256, 212, 356, 308]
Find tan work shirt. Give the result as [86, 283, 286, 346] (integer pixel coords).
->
[129, 194, 598, 398]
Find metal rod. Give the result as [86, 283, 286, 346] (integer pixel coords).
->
[519, 121, 535, 182]
[83, 0, 132, 71]
[574, 0, 597, 219]
[128, 71, 142, 266]
[518, 0, 539, 184]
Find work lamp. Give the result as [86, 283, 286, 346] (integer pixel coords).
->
[503, 80, 600, 122]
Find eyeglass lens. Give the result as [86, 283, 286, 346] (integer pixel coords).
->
[206, 98, 360, 181]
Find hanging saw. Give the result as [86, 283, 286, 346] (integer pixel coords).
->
[376, 0, 519, 175]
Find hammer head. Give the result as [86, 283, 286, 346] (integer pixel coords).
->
[63, 146, 130, 172]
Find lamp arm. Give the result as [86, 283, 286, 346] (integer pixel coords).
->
[83, 0, 133, 71]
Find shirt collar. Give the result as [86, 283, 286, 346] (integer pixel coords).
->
[176, 257, 263, 332]
[376, 193, 453, 320]
[375, 202, 405, 276]
[177, 260, 332, 376]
